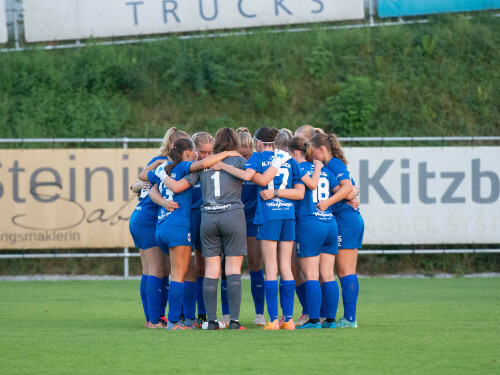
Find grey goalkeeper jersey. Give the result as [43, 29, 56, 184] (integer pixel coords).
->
[195, 156, 246, 214]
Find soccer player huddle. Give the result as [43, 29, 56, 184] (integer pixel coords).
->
[129, 125, 364, 330]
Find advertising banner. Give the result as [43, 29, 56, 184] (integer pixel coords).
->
[345, 147, 500, 245]
[378, 0, 500, 18]
[24, 0, 365, 42]
[0, 147, 499, 249]
[0, 0, 7, 43]
[0, 148, 156, 249]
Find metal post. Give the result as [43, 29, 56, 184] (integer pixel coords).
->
[13, 8, 20, 50]
[123, 137, 129, 278]
[368, 0, 375, 26]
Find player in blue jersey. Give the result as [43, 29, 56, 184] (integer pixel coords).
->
[287, 136, 353, 329]
[310, 133, 365, 328]
[216, 126, 306, 330]
[142, 138, 241, 330]
[236, 127, 266, 326]
[129, 127, 190, 329]
[191, 132, 214, 323]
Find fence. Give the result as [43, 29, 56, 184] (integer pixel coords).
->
[1, 136, 499, 276]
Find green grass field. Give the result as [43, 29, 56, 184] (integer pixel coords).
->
[1, 278, 499, 374]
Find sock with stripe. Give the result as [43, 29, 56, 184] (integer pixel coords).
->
[250, 269, 265, 315]
[340, 274, 359, 322]
[183, 281, 197, 320]
[146, 275, 162, 324]
[281, 280, 295, 322]
[140, 274, 149, 322]
[265, 280, 279, 322]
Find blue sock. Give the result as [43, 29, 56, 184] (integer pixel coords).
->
[340, 274, 359, 322]
[320, 285, 327, 318]
[196, 276, 206, 315]
[183, 281, 197, 320]
[221, 279, 230, 315]
[140, 275, 149, 321]
[160, 277, 169, 317]
[265, 280, 279, 321]
[146, 275, 162, 324]
[322, 281, 339, 320]
[281, 280, 295, 322]
[250, 269, 265, 315]
[279, 277, 283, 310]
[295, 283, 308, 315]
[305, 280, 321, 320]
[167, 281, 184, 323]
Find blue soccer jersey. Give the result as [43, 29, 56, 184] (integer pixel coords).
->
[134, 156, 168, 218]
[245, 151, 306, 225]
[326, 157, 357, 213]
[148, 161, 197, 228]
[242, 180, 258, 220]
[191, 181, 203, 209]
[295, 161, 339, 223]
[327, 157, 356, 185]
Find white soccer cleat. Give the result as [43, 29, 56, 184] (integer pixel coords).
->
[295, 314, 309, 327]
[254, 314, 266, 326]
[202, 320, 228, 329]
[221, 314, 230, 325]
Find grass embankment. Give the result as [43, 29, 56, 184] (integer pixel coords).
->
[0, 14, 498, 142]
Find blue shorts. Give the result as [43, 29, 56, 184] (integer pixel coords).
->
[296, 218, 338, 257]
[246, 218, 258, 237]
[190, 208, 202, 250]
[129, 210, 158, 250]
[155, 224, 192, 254]
[335, 208, 364, 250]
[257, 219, 295, 242]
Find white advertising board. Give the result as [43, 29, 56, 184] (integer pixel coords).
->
[0, 0, 7, 43]
[345, 147, 500, 245]
[24, 0, 365, 42]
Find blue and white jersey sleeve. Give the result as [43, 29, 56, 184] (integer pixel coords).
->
[291, 158, 307, 185]
[327, 157, 356, 185]
[245, 153, 262, 173]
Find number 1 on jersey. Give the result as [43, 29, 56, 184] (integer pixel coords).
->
[211, 171, 221, 197]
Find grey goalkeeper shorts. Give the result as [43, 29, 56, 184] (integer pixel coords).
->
[200, 208, 248, 258]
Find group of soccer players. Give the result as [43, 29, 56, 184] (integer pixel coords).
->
[129, 125, 364, 330]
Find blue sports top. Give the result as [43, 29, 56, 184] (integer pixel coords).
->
[295, 162, 338, 223]
[191, 181, 203, 209]
[242, 180, 258, 220]
[326, 157, 356, 185]
[245, 151, 306, 225]
[148, 161, 198, 228]
[326, 157, 357, 213]
[133, 156, 168, 218]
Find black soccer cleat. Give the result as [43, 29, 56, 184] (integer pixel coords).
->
[206, 320, 220, 330]
[228, 320, 247, 330]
